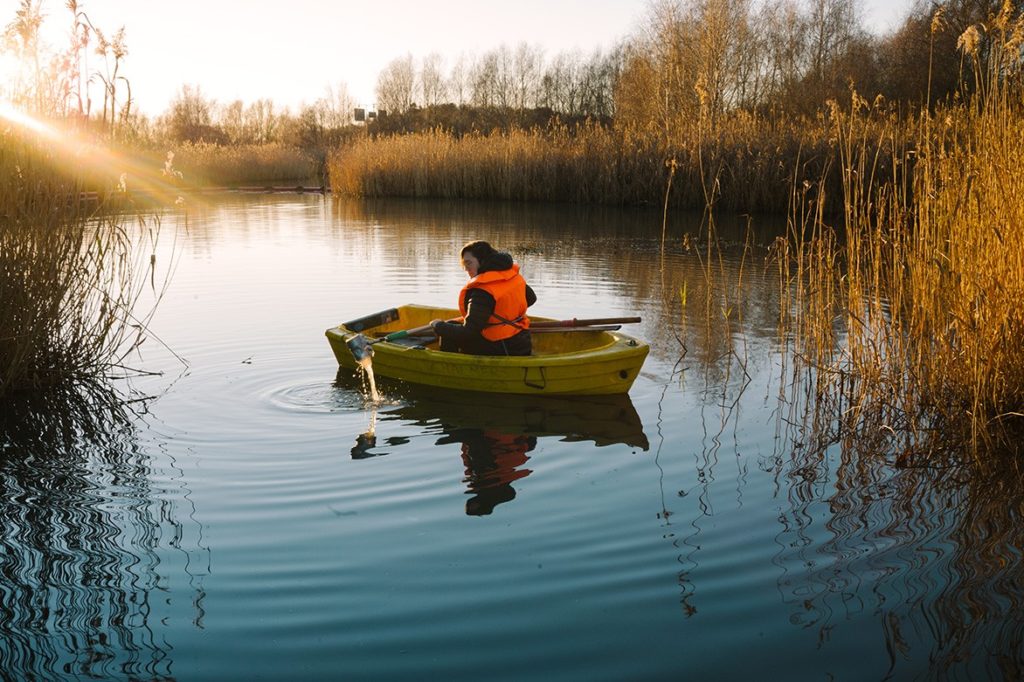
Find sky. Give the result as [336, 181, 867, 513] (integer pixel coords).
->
[12, 0, 916, 117]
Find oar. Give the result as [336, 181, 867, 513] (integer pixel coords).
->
[531, 316, 641, 328]
[347, 316, 640, 361]
[531, 324, 622, 333]
[346, 318, 462, 362]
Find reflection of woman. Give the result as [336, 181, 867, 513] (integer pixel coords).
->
[430, 240, 536, 356]
[449, 428, 536, 516]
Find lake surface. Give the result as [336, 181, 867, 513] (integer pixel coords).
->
[2, 194, 1022, 680]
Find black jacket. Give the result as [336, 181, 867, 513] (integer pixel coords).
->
[434, 252, 536, 356]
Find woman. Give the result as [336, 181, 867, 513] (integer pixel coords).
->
[430, 240, 536, 356]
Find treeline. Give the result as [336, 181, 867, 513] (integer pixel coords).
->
[371, 0, 1020, 126]
[5, 0, 1022, 200]
[375, 44, 622, 120]
[333, 0, 1024, 212]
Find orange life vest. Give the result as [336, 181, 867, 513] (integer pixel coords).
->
[459, 264, 531, 342]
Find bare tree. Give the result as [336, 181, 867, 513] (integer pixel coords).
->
[578, 46, 624, 117]
[614, 47, 661, 128]
[165, 84, 219, 142]
[245, 98, 280, 144]
[220, 99, 245, 143]
[376, 54, 415, 114]
[448, 53, 472, 105]
[471, 49, 500, 107]
[759, 0, 807, 107]
[804, 0, 863, 105]
[511, 42, 543, 109]
[493, 44, 515, 108]
[419, 52, 448, 107]
[320, 81, 356, 128]
[541, 50, 585, 115]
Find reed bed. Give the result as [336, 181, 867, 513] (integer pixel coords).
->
[144, 142, 318, 187]
[783, 12, 1024, 463]
[327, 115, 900, 214]
[0, 128, 165, 398]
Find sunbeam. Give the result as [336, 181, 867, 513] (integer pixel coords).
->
[0, 100, 203, 208]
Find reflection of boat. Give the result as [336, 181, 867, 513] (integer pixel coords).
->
[335, 376, 648, 515]
[373, 382, 650, 451]
[326, 304, 649, 395]
[391, 389, 648, 515]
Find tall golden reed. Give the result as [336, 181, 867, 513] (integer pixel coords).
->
[158, 142, 318, 187]
[0, 128, 164, 398]
[786, 6, 1024, 462]
[326, 116, 856, 214]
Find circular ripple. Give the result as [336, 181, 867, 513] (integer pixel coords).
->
[263, 379, 367, 414]
[261, 374, 406, 415]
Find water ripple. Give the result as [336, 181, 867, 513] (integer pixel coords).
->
[0, 384, 205, 681]
[262, 377, 370, 414]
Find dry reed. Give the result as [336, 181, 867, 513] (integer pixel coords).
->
[0, 128, 167, 397]
[326, 115, 886, 213]
[140, 142, 318, 187]
[783, 10, 1024, 462]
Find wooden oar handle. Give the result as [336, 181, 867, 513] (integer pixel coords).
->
[531, 316, 641, 328]
[531, 325, 622, 333]
[383, 316, 636, 342]
[405, 324, 624, 340]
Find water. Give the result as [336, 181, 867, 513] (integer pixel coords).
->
[357, 355, 380, 403]
[2, 195, 1022, 680]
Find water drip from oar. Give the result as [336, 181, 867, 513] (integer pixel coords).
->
[350, 400, 379, 459]
[366, 406, 377, 436]
[357, 355, 380, 403]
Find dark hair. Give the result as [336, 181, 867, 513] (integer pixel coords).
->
[460, 240, 497, 262]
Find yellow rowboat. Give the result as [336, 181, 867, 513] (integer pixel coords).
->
[326, 304, 649, 395]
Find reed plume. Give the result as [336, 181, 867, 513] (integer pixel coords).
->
[783, 10, 1024, 462]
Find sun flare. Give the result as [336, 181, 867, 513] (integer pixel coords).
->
[0, 101, 53, 136]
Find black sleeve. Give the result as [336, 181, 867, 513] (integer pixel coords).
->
[462, 289, 496, 333]
[433, 289, 495, 343]
[525, 284, 537, 307]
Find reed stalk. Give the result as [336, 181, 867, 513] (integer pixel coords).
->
[326, 115, 873, 214]
[784, 8, 1024, 462]
[0, 127, 167, 398]
[157, 142, 318, 187]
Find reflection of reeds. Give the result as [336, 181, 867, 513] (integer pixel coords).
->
[784, 15, 1024, 461]
[0, 130, 167, 396]
[0, 381, 201, 679]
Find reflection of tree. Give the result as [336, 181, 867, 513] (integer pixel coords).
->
[0, 384, 204, 680]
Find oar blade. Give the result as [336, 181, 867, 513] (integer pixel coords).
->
[346, 334, 374, 362]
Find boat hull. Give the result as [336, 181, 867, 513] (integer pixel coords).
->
[326, 304, 649, 395]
